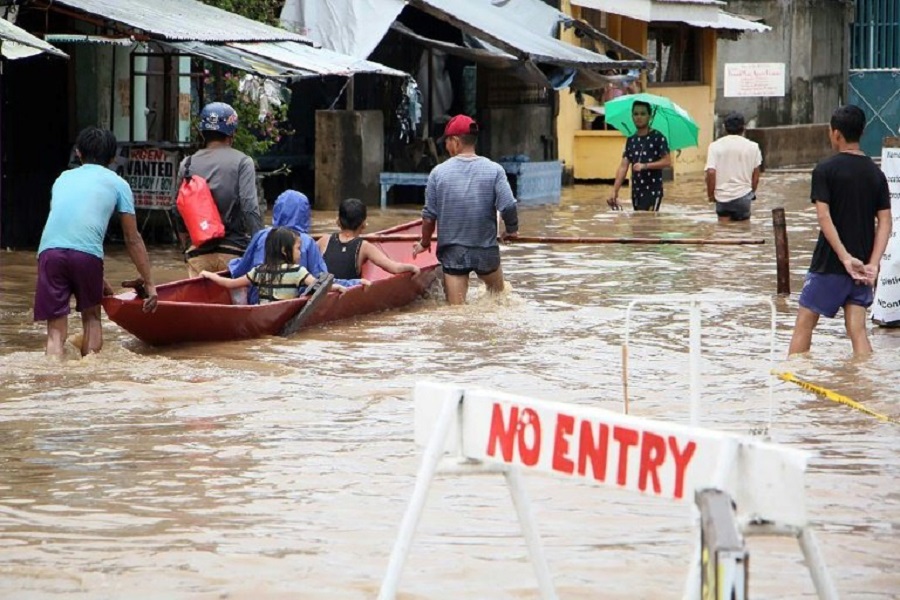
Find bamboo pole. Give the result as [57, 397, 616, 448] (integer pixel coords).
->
[351, 234, 766, 246]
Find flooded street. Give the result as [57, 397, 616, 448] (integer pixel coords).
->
[0, 172, 897, 599]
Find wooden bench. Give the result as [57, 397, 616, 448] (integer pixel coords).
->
[379, 172, 429, 209]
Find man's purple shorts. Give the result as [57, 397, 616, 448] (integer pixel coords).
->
[798, 272, 873, 318]
[34, 249, 104, 321]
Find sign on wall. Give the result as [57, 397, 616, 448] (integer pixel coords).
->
[872, 145, 900, 325]
[124, 146, 180, 209]
[723, 63, 786, 98]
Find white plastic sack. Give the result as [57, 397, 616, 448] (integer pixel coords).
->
[872, 146, 900, 325]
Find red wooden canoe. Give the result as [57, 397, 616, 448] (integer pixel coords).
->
[102, 219, 440, 346]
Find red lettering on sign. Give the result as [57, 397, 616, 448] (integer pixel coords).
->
[486, 403, 518, 462]
[638, 431, 666, 494]
[552, 413, 575, 474]
[613, 426, 639, 486]
[517, 408, 541, 467]
[577, 421, 609, 481]
[668, 436, 697, 499]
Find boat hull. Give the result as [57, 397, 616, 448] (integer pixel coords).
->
[102, 220, 439, 346]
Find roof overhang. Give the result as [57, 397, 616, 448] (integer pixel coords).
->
[570, 0, 769, 32]
[409, 0, 629, 70]
[279, 0, 651, 90]
[43, 0, 314, 43]
[33, 0, 403, 80]
[0, 18, 68, 59]
[165, 41, 408, 81]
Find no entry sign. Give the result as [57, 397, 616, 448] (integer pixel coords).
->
[414, 383, 809, 527]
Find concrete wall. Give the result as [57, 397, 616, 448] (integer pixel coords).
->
[745, 123, 832, 169]
[715, 0, 850, 128]
[480, 105, 554, 162]
[315, 110, 384, 210]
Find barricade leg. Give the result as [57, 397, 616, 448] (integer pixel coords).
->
[378, 394, 461, 600]
[504, 468, 558, 600]
[683, 440, 739, 600]
[799, 527, 840, 600]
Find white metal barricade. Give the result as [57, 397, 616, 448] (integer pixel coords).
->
[378, 382, 838, 599]
[623, 294, 777, 433]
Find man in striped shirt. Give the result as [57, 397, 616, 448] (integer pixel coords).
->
[412, 115, 519, 304]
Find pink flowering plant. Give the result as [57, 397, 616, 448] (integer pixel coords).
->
[194, 69, 292, 158]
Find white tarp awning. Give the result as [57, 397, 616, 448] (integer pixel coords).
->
[281, 0, 649, 74]
[570, 0, 769, 32]
[279, 0, 404, 59]
[0, 18, 68, 60]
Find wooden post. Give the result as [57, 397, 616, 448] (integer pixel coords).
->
[772, 208, 790, 295]
[346, 75, 355, 112]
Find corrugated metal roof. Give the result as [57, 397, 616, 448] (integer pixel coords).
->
[166, 41, 408, 80]
[51, 0, 313, 43]
[230, 41, 408, 78]
[572, 0, 769, 32]
[411, 0, 621, 68]
[685, 12, 770, 32]
[0, 18, 68, 59]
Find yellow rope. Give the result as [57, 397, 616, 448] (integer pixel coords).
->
[774, 371, 900, 425]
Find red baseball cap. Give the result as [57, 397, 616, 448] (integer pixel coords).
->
[442, 114, 479, 138]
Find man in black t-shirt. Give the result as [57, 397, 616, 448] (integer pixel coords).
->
[788, 105, 892, 356]
[608, 101, 671, 211]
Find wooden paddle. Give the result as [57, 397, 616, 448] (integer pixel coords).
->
[279, 273, 334, 337]
[353, 234, 765, 245]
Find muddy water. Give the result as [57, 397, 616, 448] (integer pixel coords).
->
[0, 172, 897, 599]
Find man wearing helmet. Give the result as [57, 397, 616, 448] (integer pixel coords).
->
[176, 102, 264, 276]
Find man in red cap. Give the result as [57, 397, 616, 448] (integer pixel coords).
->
[412, 114, 519, 304]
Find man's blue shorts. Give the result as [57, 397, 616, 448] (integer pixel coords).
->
[798, 272, 873, 318]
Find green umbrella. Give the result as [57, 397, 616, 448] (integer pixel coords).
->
[603, 93, 700, 151]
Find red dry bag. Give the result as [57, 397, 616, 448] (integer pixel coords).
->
[176, 156, 225, 247]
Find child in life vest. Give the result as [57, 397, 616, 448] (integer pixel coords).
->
[201, 227, 345, 302]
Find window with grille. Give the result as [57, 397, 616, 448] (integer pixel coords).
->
[851, 0, 900, 69]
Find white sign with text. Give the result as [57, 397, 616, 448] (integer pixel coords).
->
[414, 383, 810, 527]
[873, 147, 900, 324]
[724, 63, 786, 98]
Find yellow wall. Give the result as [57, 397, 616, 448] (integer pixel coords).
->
[648, 85, 713, 173]
[557, 0, 586, 178]
[573, 131, 627, 179]
[556, 11, 719, 178]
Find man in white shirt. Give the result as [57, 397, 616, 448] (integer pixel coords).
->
[705, 112, 762, 222]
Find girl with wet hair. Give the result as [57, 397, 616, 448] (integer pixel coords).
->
[201, 227, 344, 303]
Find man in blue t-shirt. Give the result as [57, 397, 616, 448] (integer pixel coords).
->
[608, 100, 671, 211]
[788, 105, 892, 356]
[34, 127, 157, 358]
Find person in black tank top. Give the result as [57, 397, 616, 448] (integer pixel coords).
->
[316, 198, 420, 284]
[322, 233, 364, 279]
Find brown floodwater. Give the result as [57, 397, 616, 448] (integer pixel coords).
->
[0, 172, 897, 599]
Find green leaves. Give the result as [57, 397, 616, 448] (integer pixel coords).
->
[196, 0, 284, 27]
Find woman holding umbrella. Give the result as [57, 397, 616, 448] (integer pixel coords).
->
[604, 93, 699, 212]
